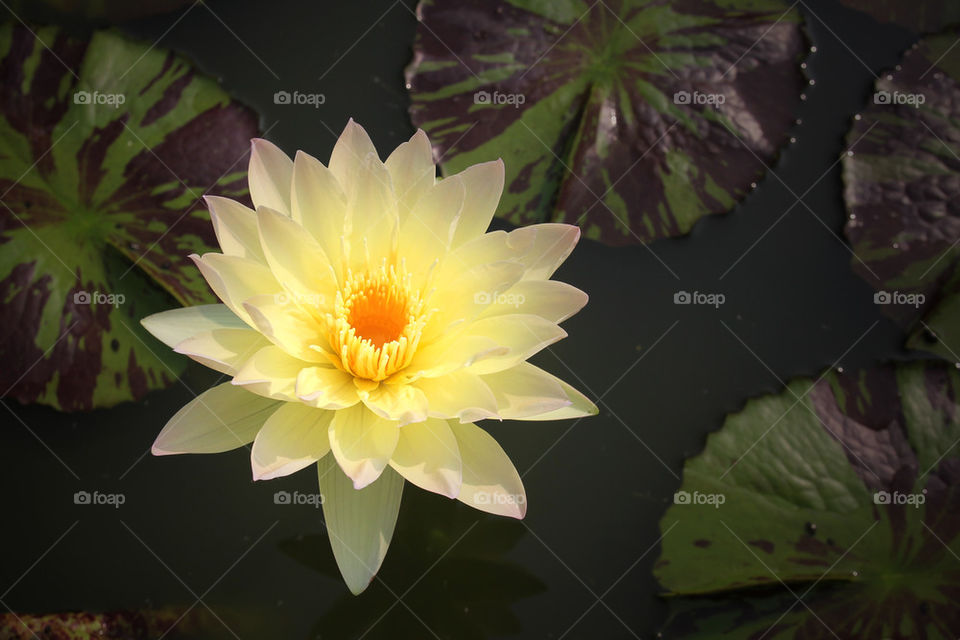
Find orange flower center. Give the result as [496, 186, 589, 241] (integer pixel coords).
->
[330, 264, 427, 381]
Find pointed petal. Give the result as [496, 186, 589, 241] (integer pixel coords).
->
[481, 362, 572, 419]
[251, 403, 334, 480]
[399, 174, 463, 282]
[295, 366, 360, 409]
[328, 118, 379, 195]
[389, 418, 461, 498]
[249, 138, 294, 215]
[174, 328, 270, 375]
[232, 345, 306, 401]
[517, 376, 598, 421]
[191, 253, 281, 325]
[328, 404, 400, 489]
[242, 294, 330, 362]
[385, 129, 436, 222]
[477, 280, 587, 324]
[511, 223, 580, 281]
[450, 421, 526, 518]
[464, 314, 567, 375]
[450, 159, 504, 246]
[291, 150, 348, 274]
[152, 383, 280, 455]
[343, 152, 398, 271]
[206, 196, 265, 261]
[360, 382, 429, 426]
[141, 304, 246, 348]
[256, 205, 337, 306]
[317, 456, 403, 595]
[415, 369, 498, 422]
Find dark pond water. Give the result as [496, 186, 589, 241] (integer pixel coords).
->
[2, 0, 926, 638]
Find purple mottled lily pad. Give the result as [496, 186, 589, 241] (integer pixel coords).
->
[656, 361, 960, 638]
[0, 608, 215, 639]
[0, 25, 258, 411]
[843, 31, 960, 362]
[405, 0, 807, 245]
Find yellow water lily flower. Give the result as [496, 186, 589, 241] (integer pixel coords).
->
[141, 119, 596, 594]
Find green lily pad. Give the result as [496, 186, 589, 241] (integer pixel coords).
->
[405, 0, 808, 245]
[843, 31, 960, 362]
[837, 0, 960, 34]
[655, 361, 960, 638]
[0, 24, 258, 411]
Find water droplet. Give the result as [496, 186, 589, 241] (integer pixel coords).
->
[750, 182, 757, 189]
[810, 46, 817, 53]
[847, 150, 854, 156]
[852, 570, 859, 577]
[893, 242, 899, 249]
[809, 79, 815, 86]
[850, 213, 857, 219]
[801, 93, 807, 101]
[801, 62, 807, 69]
[837, 366, 844, 373]
[790, 137, 797, 143]
[854, 114, 862, 120]
[805, 521, 817, 535]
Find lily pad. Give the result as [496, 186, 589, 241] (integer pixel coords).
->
[0, 608, 213, 639]
[655, 361, 960, 638]
[405, 0, 807, 245]
[0, 24, 258, 411]
[837, 0, 960, 34]
[843, 31, 960, 362]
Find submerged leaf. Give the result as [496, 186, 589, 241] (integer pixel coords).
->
[406, 0, 807, 245]
[656, 361, 960, 638]
[843, 30, 960, 362]
[0, 25, 259, 410]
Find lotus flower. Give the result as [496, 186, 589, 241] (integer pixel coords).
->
[141, 120, 596, 593]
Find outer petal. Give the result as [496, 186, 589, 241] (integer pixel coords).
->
[256, 205, 338, 306]
[343, 152, 398, 271]
[389, 418, 461, 498]
[450, 422, 526, 518]
[477, 280, 587, 324]
[296, 366, 360, 409]
[206, 196, 265, 261]
[414, 369, 498, 422]
[512, 223, 580, 281]
[450, 159, 505, 247]
[152, 383, 280, 455]
[141, 304, 246, 348]
[232, 345, 305, 401]
[481, 362, 573, 419]
[328, 404, 400, 489]
[251, 403, 334, 480]
[463, 314, 567, 375]
[359, 382, 429, 426]
[328, 119, 379, 196]
[249, 138, 293, 215]
[291, 150, 348, 274]
[243, 294, 330, 362]
[516, 376, 598, 421]
[399, 175, 463, 283]
[191, 253, 281, 325]
[385, 129, 436, 222]
[395, 334, 507, 383]
[173, 328, 270, 375]
[317, 456, 403, 595]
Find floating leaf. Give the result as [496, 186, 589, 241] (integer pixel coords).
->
[836, 0, 960, 34]
[405, 0, 807, 245]
[0, 608, 214, 639]
[655, 361, 960, 638]
[843, 31, 960, 362]
[0, 24, 258, 411]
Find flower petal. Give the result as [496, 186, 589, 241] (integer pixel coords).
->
[317, 456, 403, 595]
[477, 280, 587, 324]
[450, 421, 526, 518]
[141, 304, 246, 348]
[450, 159, 504, 247]
[291, 150, 348, 274]
[329, 404, 400, 489]
[465, 314, 567, 375]
[328, 118, 379, 195]
[399, 174, 463, 283]
[152, 383, 280, 456]
[173, 328, 270, 375]
[251, 403, 334, 480]
[296, 366, 360, 409]
[414, 369, 498, 422]
[395, 334, 507, 383]
[511, 223, 580, 281]
[191, 253, 281, 325]
[385, 129, 435, 222]
[481, 362, 572, 419]
[232, 345, 305, 401]
[249, 138, 294, 215]
[256, 205, 338, 305]
[422, 260, 525, 342]
[516, 376, 598, 421]
[206, 196, 264, 261]
[343, 152, 398, 271]
[389, 418, 461, 498]
[360, 382, 429, 426]
[242, 294, 330, 362]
